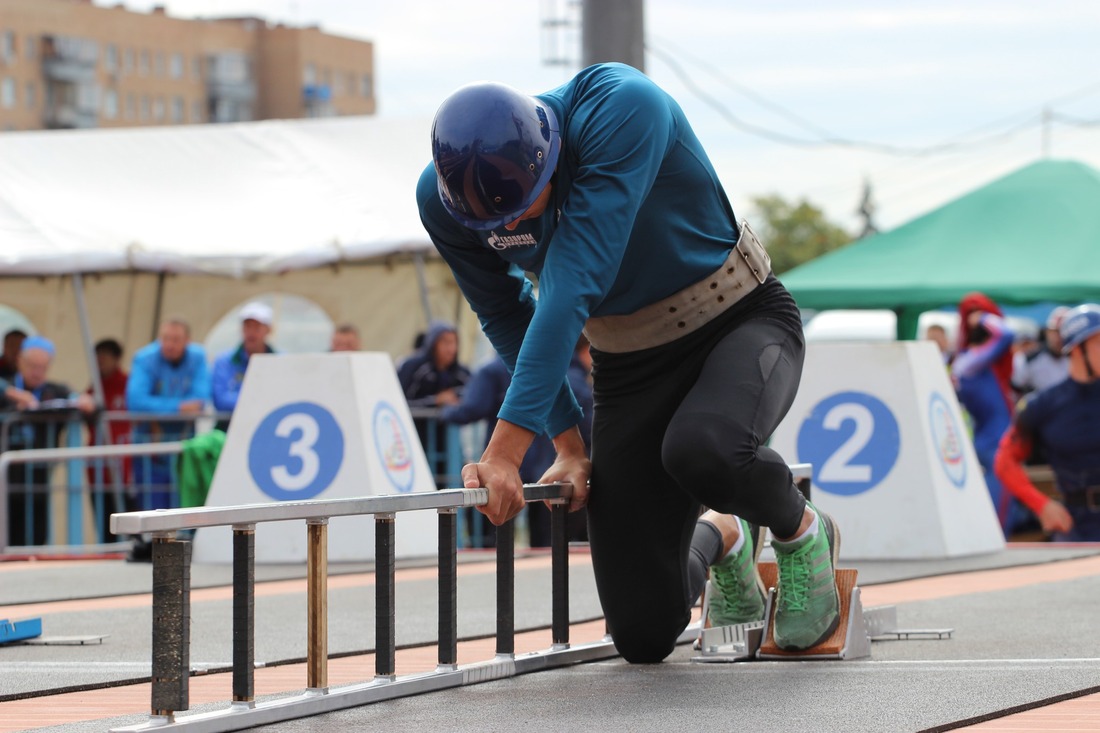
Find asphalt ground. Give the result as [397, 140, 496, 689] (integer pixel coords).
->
[3, 543, 1100, 732]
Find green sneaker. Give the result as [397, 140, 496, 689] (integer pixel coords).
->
[707, 517, 766, 627]
[772, 505, 841, 651]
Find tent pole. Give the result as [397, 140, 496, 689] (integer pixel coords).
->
[151, 271, 167, 342]
[73, 273, 106, 408]
[413, 253, 433, 323]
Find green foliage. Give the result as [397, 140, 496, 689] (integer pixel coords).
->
[749, 194, 852, 274]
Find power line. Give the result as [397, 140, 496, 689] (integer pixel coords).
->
[647, 40, 1100, 158]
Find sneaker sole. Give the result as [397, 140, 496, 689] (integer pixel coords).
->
[775, 509, 843, 651]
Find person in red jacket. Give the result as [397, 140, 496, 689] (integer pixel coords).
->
[994, 304, 1100, 541]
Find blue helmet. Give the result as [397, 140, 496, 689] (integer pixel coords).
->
[431, 82, 560, 230]
[1059, 304, 1100, 354]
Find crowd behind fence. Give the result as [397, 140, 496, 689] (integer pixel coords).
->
[0, 407, 477, 553]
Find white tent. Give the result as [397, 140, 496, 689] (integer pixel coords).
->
[0, 116, 477, 389]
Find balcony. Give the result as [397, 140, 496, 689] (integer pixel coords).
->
[45, 103, 98, 129]
[41, 35, 98, 84]
[302, 84, 333, 117]
[206, 52, 256, 103]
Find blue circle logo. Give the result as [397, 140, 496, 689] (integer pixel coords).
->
[248, 402, 344, 501]
[929, 392, 967, 488]
[796, 391, 900, 496]
[372, 402, 415, 493]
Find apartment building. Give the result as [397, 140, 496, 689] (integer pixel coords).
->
[0, 0, 376, 131]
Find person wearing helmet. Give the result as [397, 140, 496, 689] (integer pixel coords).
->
[1012, 306, 1070, 396]
[994, 303, 1100, 541]
[416, 63, 838, 661]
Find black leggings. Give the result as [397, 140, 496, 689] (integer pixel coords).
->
[587, 297, 806, 664]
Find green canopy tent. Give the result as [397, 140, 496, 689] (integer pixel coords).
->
[779, 159, 1100, 339]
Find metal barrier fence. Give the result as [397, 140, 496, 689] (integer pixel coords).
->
[107, 482, 643, 733]
[0, 408, 482, 552]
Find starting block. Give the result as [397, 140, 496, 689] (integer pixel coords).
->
[692, 563, 953, 663]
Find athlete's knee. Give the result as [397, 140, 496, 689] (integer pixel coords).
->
[610, 620, 677, 664]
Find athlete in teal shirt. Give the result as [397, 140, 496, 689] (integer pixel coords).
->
[418, 63, 737, 438]
[417, 63, 842, 660]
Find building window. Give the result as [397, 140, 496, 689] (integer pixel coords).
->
[103, 89, 118, 119]
[171, 96, 184, 123]
[153, 97, 164, 122]
[105, 44, 118, 73]
[169, 53, 183, 79]
[1, 31, 15, 64]
[24, 35, 35, 61]
[155, 52, 165, 78]
[0, 78, 15, 109]
[139, 50, 150, 76]
[191, 56, 201, 80]
[24, 81, 35, 110]
[123, 48, 134, 75]
[140, 95, 150, 121]
[303, 63, 316, 85]
[126, 93, 135, 120]
[191, 99, 203, 123]
[360, 73, 372, 98]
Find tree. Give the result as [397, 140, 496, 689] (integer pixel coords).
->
[749, 194, 852, 274]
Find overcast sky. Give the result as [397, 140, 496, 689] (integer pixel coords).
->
[105, 1, 1100, 233]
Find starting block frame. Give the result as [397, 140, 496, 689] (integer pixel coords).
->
[693, 563, 953, 663]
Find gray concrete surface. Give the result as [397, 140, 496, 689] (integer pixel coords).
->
[5, 545, 1100, 733]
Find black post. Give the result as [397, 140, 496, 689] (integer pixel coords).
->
[551, 503, 570, 647]
[438, 509, 458, 667]
[151, 537, 190, 715]
[231, 526, 255, 703]
[375, 514, 396, 678]
[496, 517, 515, 656]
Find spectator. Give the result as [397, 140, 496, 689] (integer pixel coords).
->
[994, 304, 1100, 541]
[397, 320, 471, 489]
[1012, 306, 1069, 397]
[923, 323, 953, 365]
[0, 328, 27, 380]
[0, 336, 95, 546]
[126, 317, 210, 511]
[952, 292, 1019, 534]
[85, 338, 132, 495]
[211, 302, 275, 426]
[330, 323, 361, 352]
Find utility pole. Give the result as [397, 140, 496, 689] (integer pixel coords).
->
[581, 0, 645, 72]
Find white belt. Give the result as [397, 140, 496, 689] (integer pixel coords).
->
[583, 221, 771, 354]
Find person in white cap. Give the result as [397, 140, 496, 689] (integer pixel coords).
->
[211, 301, 275, 422]
[1012, 306, 1070, 396]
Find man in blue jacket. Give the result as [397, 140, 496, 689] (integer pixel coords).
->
[417, 63, 840, 660]
[126, 317, 211, 511]
[211, 301, 276, 428]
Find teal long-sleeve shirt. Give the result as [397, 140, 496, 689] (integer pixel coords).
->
[416, 63, 741, 437]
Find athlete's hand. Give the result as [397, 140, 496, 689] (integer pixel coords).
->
[538, 455, 592, 513]
[1039, 500, 1073, 535]
[462, 457, 526, 526]
[540, 426, 591, 512]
